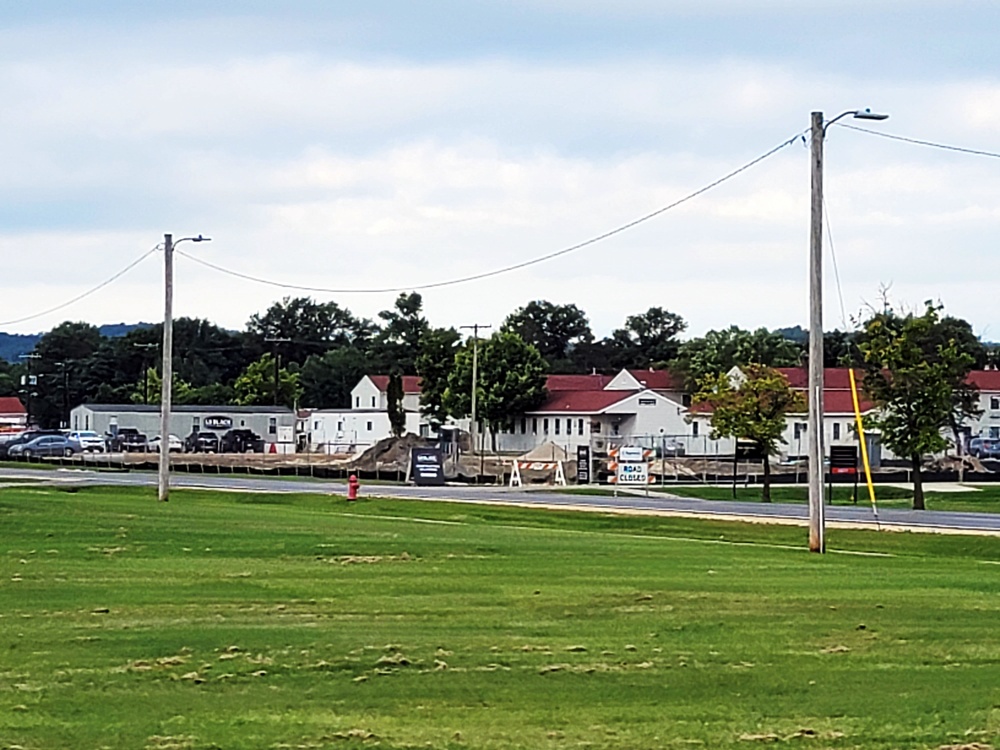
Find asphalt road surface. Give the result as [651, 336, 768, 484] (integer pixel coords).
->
[3, 465, 1000, 536]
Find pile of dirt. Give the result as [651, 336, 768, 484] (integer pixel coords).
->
[518, 442, 571, 462]
[926, 454, 992, 473]
[349, 434, 438, 473]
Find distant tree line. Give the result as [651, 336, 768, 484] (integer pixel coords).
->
[0, 293, 994, 440]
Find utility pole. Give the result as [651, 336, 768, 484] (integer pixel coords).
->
[158, 234, 174, 502]
[807, 108, 888, 553]
[158, 233, 210, 502]
[134, 343, 158, 405]
[54, 361, 70, 428]
[264, 337, 291, 406]
[808, 112, 825, 554]
[18, 353, 40, 428]
[459, 324, 491, 476]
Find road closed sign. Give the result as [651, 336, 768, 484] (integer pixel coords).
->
[616, 461, 649, 485]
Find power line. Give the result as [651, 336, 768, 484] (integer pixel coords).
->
[176, 132, 804, 295]
[0, 246, 160, 327]
[837, 123, 1000, 159]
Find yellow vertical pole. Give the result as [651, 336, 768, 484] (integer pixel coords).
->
[848, 368, 878, 516]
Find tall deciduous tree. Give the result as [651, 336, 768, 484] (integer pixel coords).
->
[234, 354, 301, 408]
[857, 303, 980, 510]
[247, 296, 373, 365]
[444, 332, 547, 450]
[371, 292, 430, 374]
[672, 326, 803, 389]
[415, 327, 461, 426]
[502, 300, 593, 372]
[606, 306, 686, 370]
[33, 321, 105, 427]
[691, 364, 805, 502]
[299, 347, 370, 409]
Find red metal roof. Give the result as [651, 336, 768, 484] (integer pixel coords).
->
[532, 390, 631, 414]
[776, 367, 866, 389]
[690, 388, 873, 416]
[368, 375, 423, 394]
[545, 374, 613, 391]
[0, 397, 25, 415]
[967, 371, 1000, 391]
[627, 369, 683, 390]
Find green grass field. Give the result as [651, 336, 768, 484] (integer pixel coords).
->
[2, 485, 999, 749]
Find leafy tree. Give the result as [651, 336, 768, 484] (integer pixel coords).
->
[415, 327, 461, 425]
[371, 292, 430, 374]
[672, 326, 803, 388]
[247, 296, 373, 366]
[129, 368, 194, 405]
[502, 301, 593, 372]
[823, 329, 858, 368]
[234, 354, 301, 408]
[33, 321, 105, 427]
[691, 364, 805, 502]
[386, 373, 406, 437]
[444, 332, 547, 450]
[857, 303, 980, 510]
[606, 307, 686, 370]
[299, 347, 370, 409]
[0, 359, 19, 398]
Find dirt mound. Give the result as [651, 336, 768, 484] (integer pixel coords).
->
[926, 454, 992, 473]
[349, 434, 438, 473]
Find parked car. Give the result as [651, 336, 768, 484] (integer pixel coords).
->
[67, 430, 106, 453]
[184, 431, 220, 453]
[220, 429, 264, 453]
[8, 435, 78, 458]
[0, 429, 63, 458]
[969, 437, 1000, 459]
[148, 434, 184, 453]
[106, 428, 148, 453]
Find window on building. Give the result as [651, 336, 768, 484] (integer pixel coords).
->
[692, 421, 699, 437]
[543, 418, 549, 434]
[612, 422, 620, 436]
[578, 419, 584, 436]
[371, 396, 376, 407]
[554, 419, 560, 435]
[591, 421, 601, 434]
[268, 417, 277, 435]
[833, 422, 841, 440]
[240, 419, 246, 427]
[638, 398, 656, 406]
[532, 418, 538, 435]
[991, 426, 1000, 440]
[337, 421, 343, 431]
[366, 421, 373, 432]
[193, 417, 200, 431]
[314, 420, 320, 430]
[355, 396, 360, 408]
[992, 397, 1000, 411]
[520, 418, 527, 434]
[794, 422, 807, 440]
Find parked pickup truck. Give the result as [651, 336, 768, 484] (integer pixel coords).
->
[106, 428, 149, 452]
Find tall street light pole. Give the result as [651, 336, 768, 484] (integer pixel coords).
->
[459, 324, 491, 473]
[159, 233, 210, 502]
[808, 108, 888, 552]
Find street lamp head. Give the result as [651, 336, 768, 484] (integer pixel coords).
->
[192, 235, 211, 242]
[853, 108, 889, 121]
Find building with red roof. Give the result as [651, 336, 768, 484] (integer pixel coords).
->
[0, 396, 27, 430]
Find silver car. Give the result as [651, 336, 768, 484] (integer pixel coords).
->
[8, 435, 78, 458]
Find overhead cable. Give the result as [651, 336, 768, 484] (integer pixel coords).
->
[0, 246, 160, 327]
[175, 132, 804, 295]
[838, 123, 1000, 159]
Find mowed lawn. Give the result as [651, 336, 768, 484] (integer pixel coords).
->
[1, 487, 999, 749]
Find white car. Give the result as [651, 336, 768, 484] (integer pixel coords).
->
[67, 430, 106, 452]
[148, 434, 183, 453]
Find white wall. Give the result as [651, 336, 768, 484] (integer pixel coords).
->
[351, 377, 383, 411]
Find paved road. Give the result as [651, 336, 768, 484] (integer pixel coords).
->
[3, 465, 1000, 536]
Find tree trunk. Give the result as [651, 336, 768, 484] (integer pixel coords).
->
[761, 450, 771, 503]
[911, 453, 925, 510]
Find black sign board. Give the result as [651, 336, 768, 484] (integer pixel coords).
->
[411, 447, 445, 486]
[735, 441, 765, 460]
[204, 415, 233, 431]
[829, 445, 858, 475]
[576, 445, 591, 484]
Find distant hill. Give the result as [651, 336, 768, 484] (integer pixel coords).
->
[0, 323, 153, 362]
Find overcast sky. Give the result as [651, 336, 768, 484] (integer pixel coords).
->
[3, 1, 1000, 341]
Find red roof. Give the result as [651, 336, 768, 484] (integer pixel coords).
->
[0, 397, 25, 415]
[776, 367, 866, 389]
[545, 374, 614, 391]
[627, 369, 683, 390]
[368, 375, 422, 394]
[532, 390, 631, 414]
[967, 371, 1000, 391]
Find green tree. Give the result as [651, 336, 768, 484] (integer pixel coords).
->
[129, 367, 194, 405]
[691, 364, 805, 502]
[857, 303, 980, 510]
[33, 321, 105, 427]
[502, 300, 593, 372]
[234, 354, 301, 408]
[299, 347, 370, 409]
[371, 292, 430, 374]
[606, 306, 687, 370]
[415, 327, 461, 425]
[247, 296, 373, 366]
[444, 332, 547, 450]
[672, 326, 803, 389]
[386, 372, 406, 437]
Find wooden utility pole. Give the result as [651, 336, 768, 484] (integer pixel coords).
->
[158, 234, 174, 502]
[808, 112, 825, 553]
